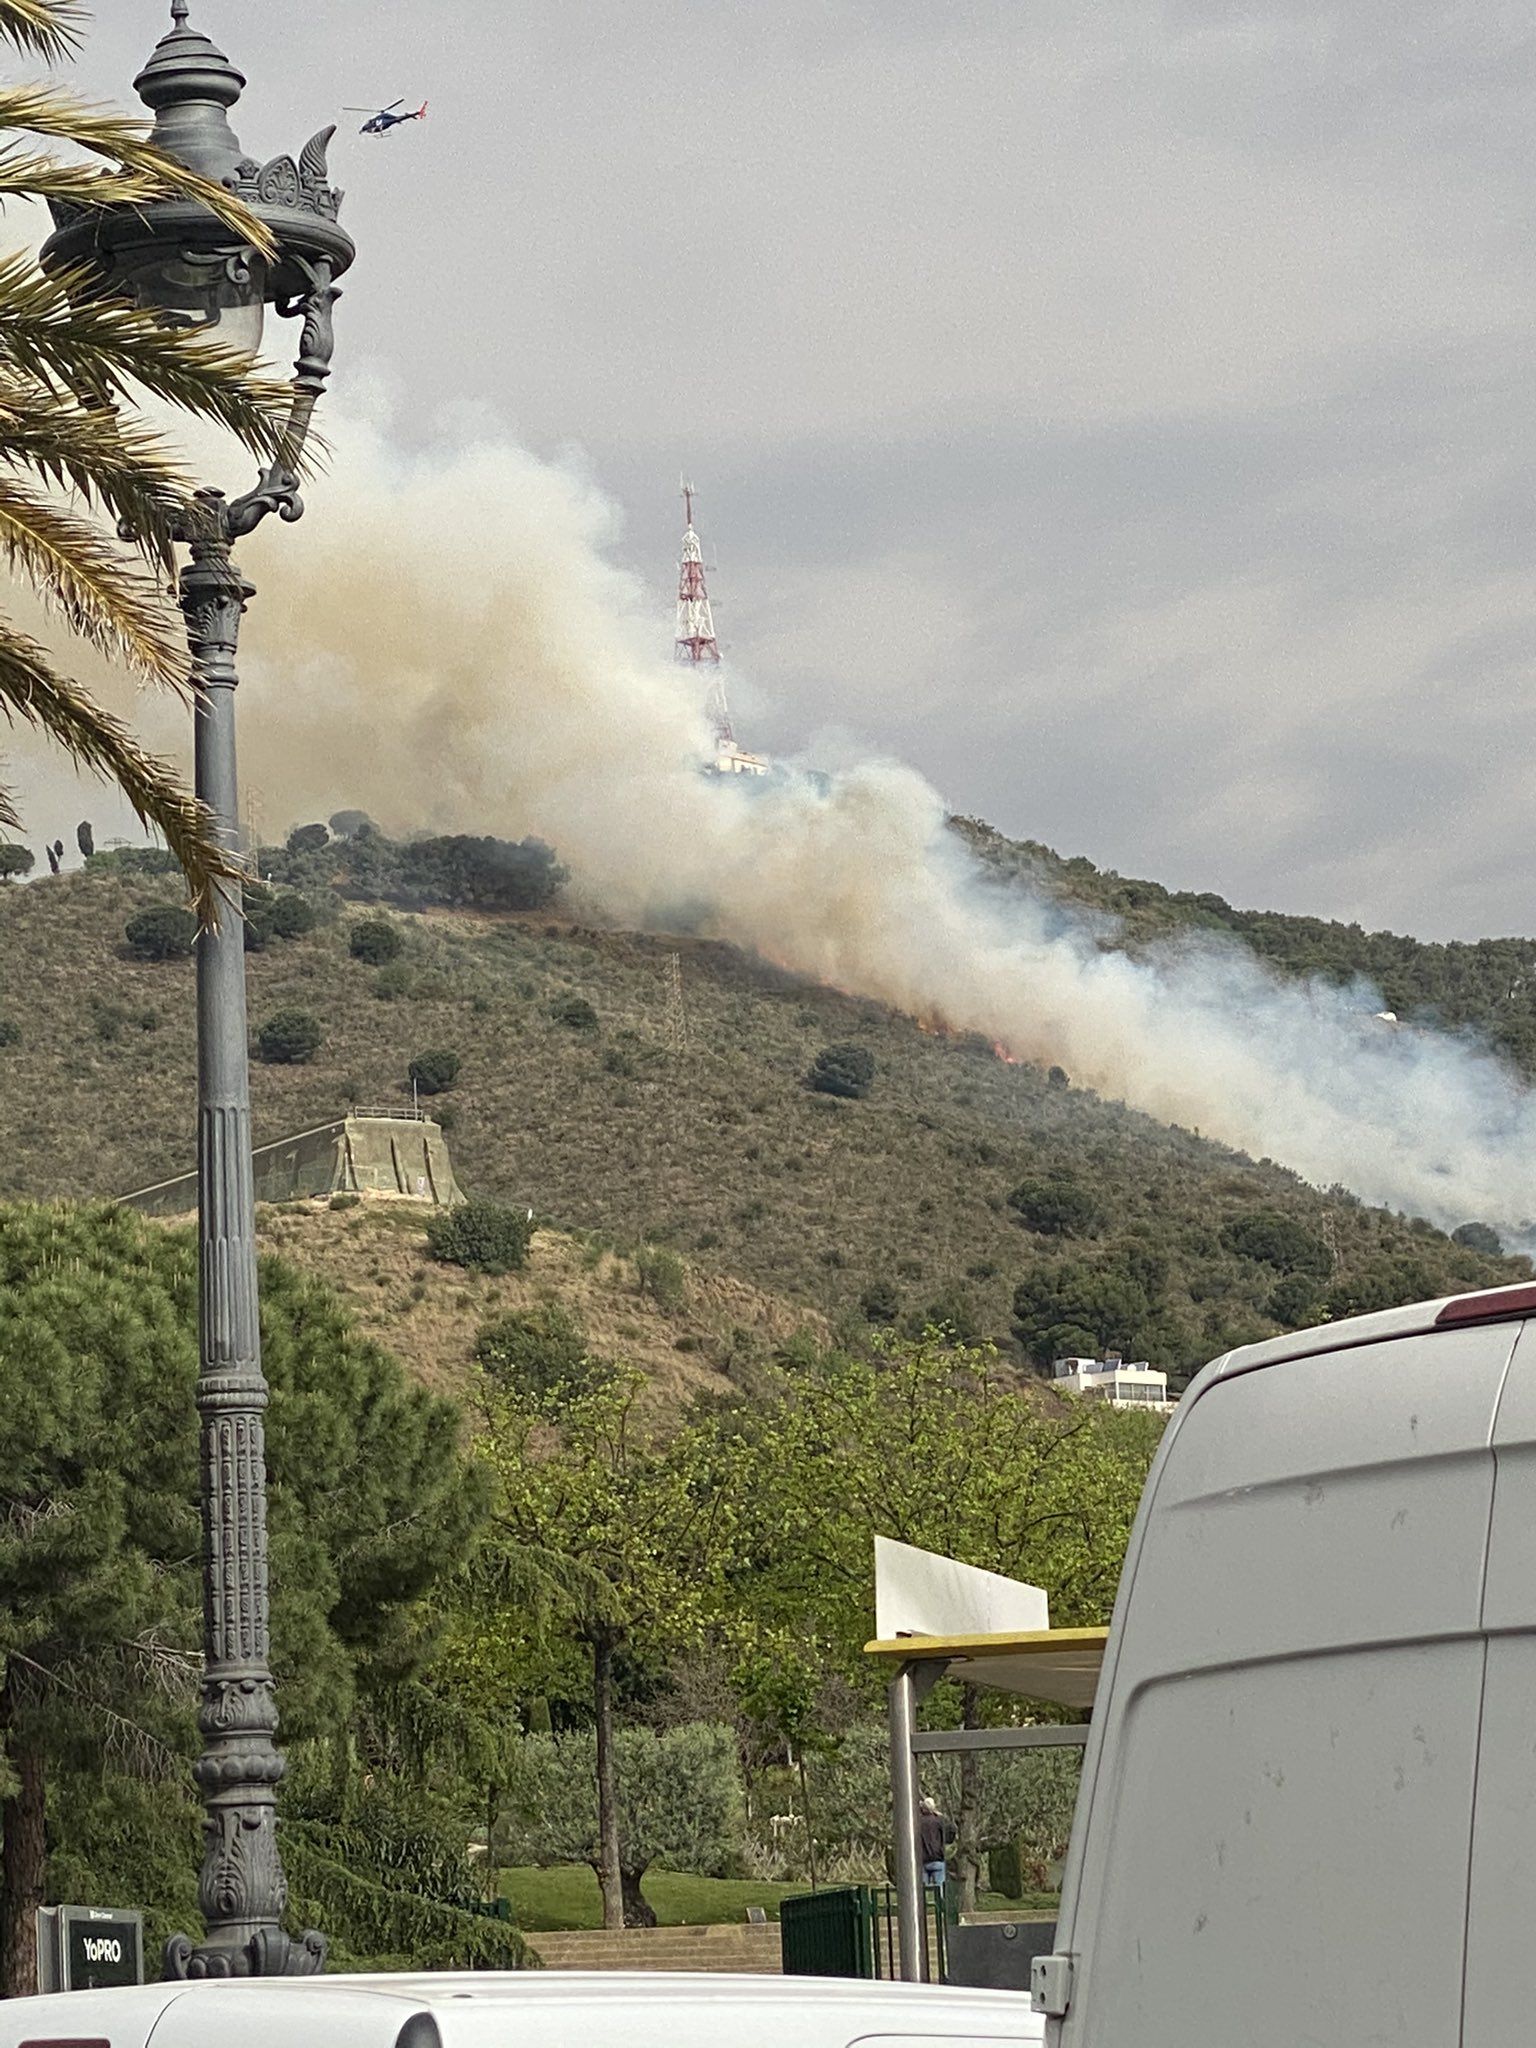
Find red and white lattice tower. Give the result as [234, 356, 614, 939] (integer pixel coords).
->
[675, 479, 735, 749]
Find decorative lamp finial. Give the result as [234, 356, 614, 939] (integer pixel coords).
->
[171, 0, 189, 22]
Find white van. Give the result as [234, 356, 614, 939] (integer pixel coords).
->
[1038, 1278, 1536, 2048]
[0, 1969, 1043, 2048]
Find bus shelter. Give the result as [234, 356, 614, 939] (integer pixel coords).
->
[864, 1539, 1108, 1982]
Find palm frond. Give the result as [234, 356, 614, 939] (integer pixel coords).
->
[0, 253, 298, 466]
[0, 618, 233, 920]
[0, 0, 83, 64]
[0, 84, 277, 260]
[0, 472, 186, 683]
[0, 373, 193, 570]
[0, 148, 165, 211]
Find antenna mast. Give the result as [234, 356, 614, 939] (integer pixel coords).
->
[675, 478, 735, 749]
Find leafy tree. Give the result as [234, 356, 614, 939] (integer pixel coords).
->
[497, 1723, 743, 1924]
[1006, 1172, 1102, 1237]
[0, 845, 32, 882]
[409, 1049, 461, 1097]
[705, 1336, 1158, 1905]
[269, 891, 316, 939]
[123, 903, 195, 961]
[75, 820, 93, 859]
[286, 823, 330, 854]
[1011, 1246, 1169, 1364]
[350, 917, 402, 965]
[0, 1201, 486, 1993]
[1453, 1221, 1504, 1257]
[329, 810, 376, 841]
[426, 1198, 532, 1276]
[1267, 1272, 1324, 1328]
[0, 0, 302, 907]
[256, 1008, 323, 1065]
[473, 1370, 737, 1927]
[1220, 1210, 1331, 1277]
[808, 1042, 876, 1100]
[399, 835, 566, 913]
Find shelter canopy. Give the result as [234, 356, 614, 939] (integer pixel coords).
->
[863, 1625, 1107, 1712]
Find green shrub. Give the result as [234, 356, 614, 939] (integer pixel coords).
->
[807, 1042, 876, 1100]
[474, 1304, 595, 1397]
[1220, 1210, 1331, 1276]
[1006, 1173, 1102, 1237]
[636, 1244, 686, 1309]
[84, 846, 180, 878]
[0, 844, 34, 882]
[373, 964, 413, 1001]
[550, 992, 598, 1033]
[426, 1198, 533, 1276]
[257, 1008, 324, 1065]
[124, 904, 196, 961]
[408, 1049, 461, 1096]
[350, 918, 403, 966]
[859, 1276, 901, 1323]
[270, 892, 317, 939]
[286, 823, 330, 854]
[431, 1102, 459, 1133]
[91, 1001, 158, 1043]
[0, 1018, 19, 1048]
[329, 1193, 361, 1212]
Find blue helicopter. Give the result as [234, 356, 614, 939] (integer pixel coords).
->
[344, 98, 427, 136]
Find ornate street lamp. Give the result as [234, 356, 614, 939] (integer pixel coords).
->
[41, 2, 355, 1981]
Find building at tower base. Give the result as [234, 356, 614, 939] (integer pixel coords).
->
[120, 1110, 464, 1217]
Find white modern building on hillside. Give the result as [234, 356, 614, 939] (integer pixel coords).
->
[1053, 1353, 1177, 1412]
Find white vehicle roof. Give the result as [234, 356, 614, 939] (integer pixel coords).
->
[0, 1970, 1044, 2048]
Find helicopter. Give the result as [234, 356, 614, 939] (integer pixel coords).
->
[343, 99, 427, 136]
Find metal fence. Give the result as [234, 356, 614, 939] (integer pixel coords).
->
[780, 1884, 948, 1982]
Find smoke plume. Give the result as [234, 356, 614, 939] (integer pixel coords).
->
[178, 400, 1536, 1238]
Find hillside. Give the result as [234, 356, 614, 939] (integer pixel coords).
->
[245, 1200, 818, 1404]
[0, 853, 1522, 1383]
[957, 818, 1536, 1074]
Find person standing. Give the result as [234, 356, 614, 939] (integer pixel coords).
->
[919, 1795, 956, 1888]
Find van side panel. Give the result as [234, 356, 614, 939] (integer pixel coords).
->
[1462, 1322, 1536, 2042]
[1055, 1326, 1515, 2048]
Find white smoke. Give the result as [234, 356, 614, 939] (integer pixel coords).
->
[164, 396, 1536, 1238]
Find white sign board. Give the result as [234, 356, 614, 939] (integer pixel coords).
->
[874, 1535, 1049, 1641]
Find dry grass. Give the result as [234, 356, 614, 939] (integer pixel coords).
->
[248, 1198, 820, 1404]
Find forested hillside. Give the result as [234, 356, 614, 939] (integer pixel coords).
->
[957, 818, 1536, 1074]
[0, 828, 1521, 1384]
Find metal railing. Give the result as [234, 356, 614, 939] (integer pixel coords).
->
[779, 1883, 948, 1981]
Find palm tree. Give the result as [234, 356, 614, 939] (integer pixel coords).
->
[0, 0, 301, 915]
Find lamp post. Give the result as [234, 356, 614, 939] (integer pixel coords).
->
[41, 3, 355, 1981]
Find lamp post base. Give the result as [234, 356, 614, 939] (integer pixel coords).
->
[163, 1926, 327, 1980]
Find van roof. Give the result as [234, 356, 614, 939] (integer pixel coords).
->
[1210, 1278, 1536, 1387]
[0, 1970, 1042, 2048]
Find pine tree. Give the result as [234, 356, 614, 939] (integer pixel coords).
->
[0, 1202, 488, 1990]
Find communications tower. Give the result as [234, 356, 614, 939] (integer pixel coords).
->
[674, 483, 768, 774]
[675, 478, 733, 748]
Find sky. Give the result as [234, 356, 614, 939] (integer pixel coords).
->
[15, 0, 1536, 942]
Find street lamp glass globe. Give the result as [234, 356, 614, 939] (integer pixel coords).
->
[125, 247, 268, 364]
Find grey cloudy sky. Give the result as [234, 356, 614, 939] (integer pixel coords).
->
[35, 0, 1536, 940]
